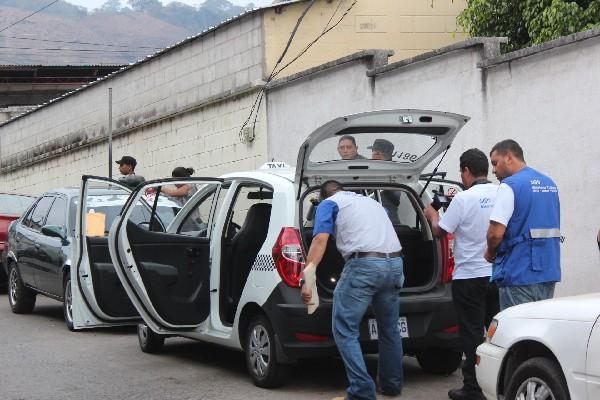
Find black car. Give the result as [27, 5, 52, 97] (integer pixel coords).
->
[4, 184, 181, 330]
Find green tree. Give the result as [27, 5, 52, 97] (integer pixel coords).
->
[458, 0, 600, 52]
[100, 0, 122, 12]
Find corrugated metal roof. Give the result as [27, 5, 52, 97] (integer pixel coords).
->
[0, 0, 308, 128]
[0, 64, 126, 68]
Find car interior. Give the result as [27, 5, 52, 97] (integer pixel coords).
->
[219, 184, 273, 325]
[301, 186, 436, 299]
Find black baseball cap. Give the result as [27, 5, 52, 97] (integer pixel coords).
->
[115, 155, 137, 167]
[367, 138, 394, 155]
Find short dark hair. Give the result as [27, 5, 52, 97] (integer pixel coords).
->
[338, 135, 357, 146]
[490, 139, 525, 162]
[459, 148, 489, 177]
[171, 166, 194, 178]
[320, 180, 343, 199]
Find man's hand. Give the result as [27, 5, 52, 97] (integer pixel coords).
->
[301, 283, 313, 304]
[300, 263, 318, 314]
[484, 248, 496, 263]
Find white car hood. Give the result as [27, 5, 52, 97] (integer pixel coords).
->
[498, 293, 600, 322]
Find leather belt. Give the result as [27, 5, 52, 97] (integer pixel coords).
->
[350, 251, 402, 259]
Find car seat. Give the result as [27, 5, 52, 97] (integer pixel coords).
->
[228, 203, 272, 312]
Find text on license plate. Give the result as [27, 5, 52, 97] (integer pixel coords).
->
[368, 317, 409, 340]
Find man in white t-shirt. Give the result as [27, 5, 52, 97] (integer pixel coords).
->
[424, 149, 499, 400]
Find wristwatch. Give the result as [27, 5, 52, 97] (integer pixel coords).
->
[299, 278, 306, 287]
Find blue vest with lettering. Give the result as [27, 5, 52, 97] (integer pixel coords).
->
[491, 167, 561, 287]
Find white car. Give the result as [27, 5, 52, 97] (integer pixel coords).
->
[476, 293, 600, 400]
[75, 109, 467, 387]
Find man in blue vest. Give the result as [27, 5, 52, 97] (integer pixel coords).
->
[484, 140, 561, 310]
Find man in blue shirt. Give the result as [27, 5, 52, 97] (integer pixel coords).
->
[484, 140, 561, 310]
[301, 180, 403, 400]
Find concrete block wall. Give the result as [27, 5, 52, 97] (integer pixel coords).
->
[266, 35, 600, 296]
[0, 92, 268, 194]
[0, 12, 264, 177]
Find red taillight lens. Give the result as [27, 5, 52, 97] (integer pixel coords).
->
[440, 233, 455, 283]
[294, 333, 329, 342]
[272, 227, 306, 287]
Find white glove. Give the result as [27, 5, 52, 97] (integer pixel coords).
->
[302, 263, 319, 314]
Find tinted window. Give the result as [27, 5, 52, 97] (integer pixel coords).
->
[45, 197, 67, 228]
[0, 194, 34, 216]
[29, 196, 55, 231]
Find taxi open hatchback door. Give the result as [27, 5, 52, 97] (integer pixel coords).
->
[295, 109, 469, 186]
[108, 178, 223, 335]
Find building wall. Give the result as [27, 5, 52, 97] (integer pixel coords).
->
[0, 13, 267, 193]
[263, 0, 468, 77]
[266, 35, 600, 296]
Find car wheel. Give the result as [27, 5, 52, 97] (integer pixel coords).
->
[245, 314, 290, 388]
[137, 323, 165, 353]
[505, 357, 570, 400]
[63, 278, 75, 331]
[8, 263, 36, 314]
[416, 348, 462, 375]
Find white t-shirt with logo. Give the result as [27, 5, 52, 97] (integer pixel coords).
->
[438, 183, 498, 280]
[489, 183, 515, 226]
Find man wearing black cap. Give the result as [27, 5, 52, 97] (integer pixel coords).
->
[368, 138, 395, 161]
[369, 139, 401, 224]
[115, 155, 145, 188]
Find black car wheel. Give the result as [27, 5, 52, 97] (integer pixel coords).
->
[8, 263, 36, 314]
[63, 278, 74, 331]
[245, 314, 290, 388]
[505, 357, 570, 400]
[137, 323, 165, 353]
[416, 347, 462, 375]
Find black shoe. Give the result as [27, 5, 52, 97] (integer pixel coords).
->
[448, 387, 485, 400]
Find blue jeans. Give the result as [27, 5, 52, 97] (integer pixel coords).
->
[499, 282, 556, 310]
[332, 257, 405, 400]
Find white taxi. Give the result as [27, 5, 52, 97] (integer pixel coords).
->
[76, 109, 467, 387]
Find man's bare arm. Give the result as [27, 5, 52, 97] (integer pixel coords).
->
[306, 233, 329, 267]
[484, 221, 506, 262]
[423, 205, 448, 238]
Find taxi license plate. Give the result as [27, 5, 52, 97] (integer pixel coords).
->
[368, 317, 409, 340]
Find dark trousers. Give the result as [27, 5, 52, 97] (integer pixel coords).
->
[452, 277, 499, 391]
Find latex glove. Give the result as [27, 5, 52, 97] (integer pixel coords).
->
[300, 263, 319, 314]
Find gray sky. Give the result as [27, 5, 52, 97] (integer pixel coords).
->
[67, 0, 273, 10]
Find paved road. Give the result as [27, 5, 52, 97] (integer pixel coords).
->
[0, 295, 461, 400]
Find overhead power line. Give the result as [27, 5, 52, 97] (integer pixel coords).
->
[0, 0, 59, 34]
[238, 0, 358, 142]
[0, 35, 164, 50]
[0, 45, 151, 54]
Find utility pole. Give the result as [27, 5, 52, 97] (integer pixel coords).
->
[108, 87, 113, 179]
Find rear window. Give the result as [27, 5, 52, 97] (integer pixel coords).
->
[0, 194, 34, 216]
[308, 130, 440, 164]
[302, 186, 422, 229]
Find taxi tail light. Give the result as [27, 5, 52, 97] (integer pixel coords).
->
[440, 233, 455, 284]
[273, 227, 306, 288]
